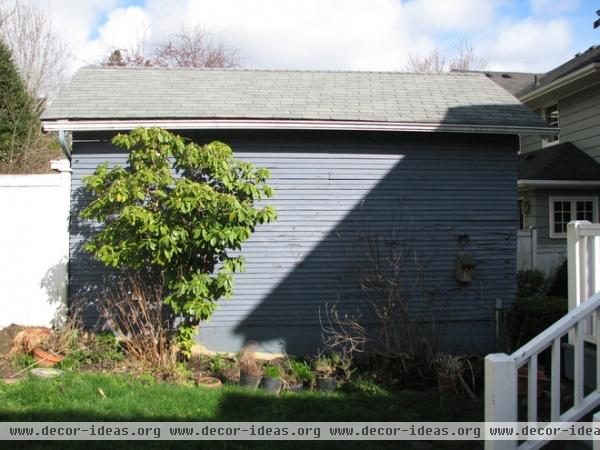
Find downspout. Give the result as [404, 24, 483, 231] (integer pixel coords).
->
[58, 130, 72, 161]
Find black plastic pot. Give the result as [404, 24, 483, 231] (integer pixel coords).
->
[260, 376, 283, 394]
[290, 382, 304, 392]
[240, 372, 262, 389]
[317, 376, 335, 392]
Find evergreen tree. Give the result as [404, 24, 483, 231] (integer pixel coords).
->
[0, 39, 39, 166]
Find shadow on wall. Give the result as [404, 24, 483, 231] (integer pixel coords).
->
[211, 130, 518, 355]
[40, 258, 69, 328]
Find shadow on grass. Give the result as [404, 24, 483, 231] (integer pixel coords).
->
[2, 393, 482, 450]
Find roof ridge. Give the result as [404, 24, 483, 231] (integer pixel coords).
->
[78, 65, 485, 76]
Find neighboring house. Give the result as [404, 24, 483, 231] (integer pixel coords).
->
[41, 67, 554, 354]
[487, 45, 600, 275]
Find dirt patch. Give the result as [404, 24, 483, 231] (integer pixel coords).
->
[0, 324, 25, 379]
[0, 324, 24, 356]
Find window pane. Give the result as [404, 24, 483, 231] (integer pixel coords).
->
[576, 201, 594, 221]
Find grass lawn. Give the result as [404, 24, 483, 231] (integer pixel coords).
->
[0, 372, 484, 449]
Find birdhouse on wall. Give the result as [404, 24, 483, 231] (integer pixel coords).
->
[456, 253, 475, 283]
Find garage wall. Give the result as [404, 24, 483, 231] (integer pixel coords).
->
[69, 130, 518, 354]
[0, 163, 70, 329]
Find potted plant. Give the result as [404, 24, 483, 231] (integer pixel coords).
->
[289, 360, 314, 392]
[435, 354, 477, 401]
[261, 364, 283, 394]
[239, 343, 262, 389]
[315, 355, 336, 392]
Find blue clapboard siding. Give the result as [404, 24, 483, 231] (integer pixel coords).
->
[69, 130, 518, 354]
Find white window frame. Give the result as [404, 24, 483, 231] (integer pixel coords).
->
[549, 196, 598, 238]
[541, 102, 560, 147]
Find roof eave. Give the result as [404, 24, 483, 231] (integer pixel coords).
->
[518, 179, 600, 189]
[518, 63, 600, 104]
[42, 118, 558, 136]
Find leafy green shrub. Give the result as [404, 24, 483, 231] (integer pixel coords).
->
[548, 260, 568, 298]
[517, 270, 548, 299]
[343, 376, 388, 395]
[55, 332, 123, 371]
[511, 296, 567, 346]
[81, 128, 276, 357]
[208, 354, 226, 374]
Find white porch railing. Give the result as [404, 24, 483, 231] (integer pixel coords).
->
[568, 220, 600, 343]
[485, 221, 600, 450]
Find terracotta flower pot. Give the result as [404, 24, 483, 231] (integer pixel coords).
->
[196, 376, 222, 389]
[32, 348, 64, 368]
[437, 373, 457, 393]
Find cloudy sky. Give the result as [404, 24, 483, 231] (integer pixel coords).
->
[46, 0, 599, 74]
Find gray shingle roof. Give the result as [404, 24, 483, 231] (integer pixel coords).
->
[42, 67, 551, 130]
[519, 142, 600, 181]
[517, 45, 600, 97]
[462, 71, 541, 96]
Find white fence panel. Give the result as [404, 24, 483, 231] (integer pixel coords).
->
[517, 229, 537, 271]
[0, 162, 70, 328]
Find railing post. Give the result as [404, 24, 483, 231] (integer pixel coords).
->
[594, 411, 600, 450]
[569, 221, 584, 343]
[485, 354, 518, 450]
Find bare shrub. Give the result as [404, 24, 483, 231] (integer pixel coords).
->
[98, 272, 177, 373]
[239, 342, 261, 377]
[340, 228, 444, 383]
[319, 301, 367, 361]
[0, 131, 63, 174]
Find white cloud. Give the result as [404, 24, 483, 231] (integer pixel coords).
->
[482, 18, 573, 72]
[404, 0, 497, 31]
[530, 0, 581, 16]
[142, 0, 423, 70]
[48, 0, 120, 70]
[42, 0, 579, 75]
[81, 6, 151, 64]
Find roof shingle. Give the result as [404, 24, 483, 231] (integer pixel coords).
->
[42, 67, 551, 130]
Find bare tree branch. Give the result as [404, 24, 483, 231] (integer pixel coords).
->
[101, 25, 240, 69]
[0, 0, 71, 102]
[447, 38, 488, 72]
[407, 48, 446, 73]
[153, 26, 240, 68]
[406, 39, 487, 73]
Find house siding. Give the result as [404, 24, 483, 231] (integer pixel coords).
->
[520, 83, 600, 160]
[69, 130, 518, 354]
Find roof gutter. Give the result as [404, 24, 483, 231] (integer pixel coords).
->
[42, 118, 558, 136]
[58, 129, 71, 161]
[518, 179, 600, 188]
[519, 63, 600, 103]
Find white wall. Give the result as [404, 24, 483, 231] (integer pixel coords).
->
[0, 161, 70, 328]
